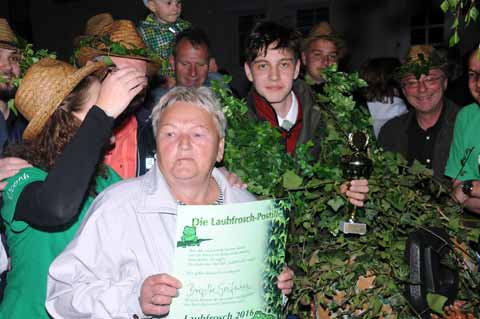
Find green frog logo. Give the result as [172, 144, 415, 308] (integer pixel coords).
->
[176, 226, 211, 248]
[250, 311, 274, 319]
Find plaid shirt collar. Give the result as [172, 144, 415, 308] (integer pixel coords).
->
[143, 14, 187, 31]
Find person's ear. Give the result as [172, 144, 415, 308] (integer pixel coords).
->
[442, 77, 448, 90]
[169, 55, 175, 71]
[301, 52, 307, 65]
[216, 138, 225, 162]
[293, 59, 300, 80]
[209, 57, 218, 73]
[146, 0, 156, 13]
[244, 62, 253, 82]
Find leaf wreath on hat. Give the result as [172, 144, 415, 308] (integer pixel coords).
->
[74, 35, 163, 68]
[396, 53, 435, 79]
[0, 36, 56, 116]
[395, 47, 447, 80]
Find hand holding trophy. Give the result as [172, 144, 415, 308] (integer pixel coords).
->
[339, 131, 372, 235]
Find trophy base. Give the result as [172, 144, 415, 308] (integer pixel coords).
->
[340, 221, 367, 235]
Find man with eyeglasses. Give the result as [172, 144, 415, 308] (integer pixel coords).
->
[445, 47, 480, 214]
[378, 45, 459, 182]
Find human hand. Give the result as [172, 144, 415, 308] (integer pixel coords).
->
[96, 67, 148, 118]
[218, 166, 247, 189]
[0, 157, 31, 191]
[165, 76, 176, 89]
[276, 265, 294, 296]
[209, 57, 218, 73]
[341, 179, 369, 207]
[139, 274, 182, 316]
[453, 181, 468, 204]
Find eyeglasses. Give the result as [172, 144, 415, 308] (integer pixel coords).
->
[402, 76, 443, 89]
[468, 70, 480, 82]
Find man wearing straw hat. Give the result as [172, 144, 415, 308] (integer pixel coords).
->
[378, 45, 460, 182]
[0, 18, 25, 301]
[72, 13, 160, 180]
[0, 14, 243, 191]
[0, 14, 155, 187]
[301, 21, 345, 91]
[73, 13, 242, 185]
[0, 19, 26, 153]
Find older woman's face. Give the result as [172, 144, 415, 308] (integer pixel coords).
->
[156, 101, 224, 182]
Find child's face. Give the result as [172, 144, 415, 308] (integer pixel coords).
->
[147, 0, 182, 24]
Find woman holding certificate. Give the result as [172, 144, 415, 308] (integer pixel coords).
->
[46, 86, 294, 318]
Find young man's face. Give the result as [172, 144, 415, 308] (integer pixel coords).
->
[171, 39, 209, 88]
[244, 43, 300, 108]
[468, 50, 480, 104]
[301, 38, 338, 83]
[0, 47, 21, 99]
[147, 0, 182, 24]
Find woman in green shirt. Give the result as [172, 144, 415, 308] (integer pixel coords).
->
[0, 58, 147, 318]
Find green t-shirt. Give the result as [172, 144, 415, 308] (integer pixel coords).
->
[0, 166, 121, 318]
[445, 103, 480, 181]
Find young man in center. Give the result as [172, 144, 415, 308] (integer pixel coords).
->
[243, 21, 368, 206]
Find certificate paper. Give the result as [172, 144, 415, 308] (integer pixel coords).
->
[169, 199, 288, 319]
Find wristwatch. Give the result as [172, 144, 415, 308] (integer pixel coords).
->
[462, 180, 474, 197]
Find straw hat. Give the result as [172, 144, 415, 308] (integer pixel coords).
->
[0, 19, 18, 50]
[303, 21, 344, 52]
[74, 13, 156, 67]
[15, 58, 106, 140]
[396, 45, 448, 79]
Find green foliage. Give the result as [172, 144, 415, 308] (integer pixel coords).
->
[16, 37, 56, 75]
[427, 293, 448, 315]
[212, 65, 480, 317]
[441, 0, 479, 47]
[263, 200, 290, 315]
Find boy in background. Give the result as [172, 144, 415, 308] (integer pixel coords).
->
[138, 0, 191, 81]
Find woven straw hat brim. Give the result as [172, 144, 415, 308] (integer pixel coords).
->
[0, 41, 18, 50]
[20, 61, 106, 140]
[77, 46, 153, 65]
[0, 19, 18, 50]
[76, 46, 159, 77]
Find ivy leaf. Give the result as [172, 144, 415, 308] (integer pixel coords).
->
[327, 196, 344, 212]
[449, 31, 460, 47]
[440, 0, 450, 12]
[470, 7, 479, 21]
[451, 17, 459, 29]
[447, 0, 458, 7]
[103, 56, 114, 66]
[410, 160, 427, 175]
[7, 99, 18, 116]
[426, 293, 447, 315]
[282, 170, 303, 189]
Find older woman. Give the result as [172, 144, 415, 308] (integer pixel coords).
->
[46, 86, 293, 318]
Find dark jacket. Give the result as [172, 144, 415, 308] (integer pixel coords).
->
[378, 99, 460, 181]
[136, 111, 157, 177]
[246, 79, 325, 158]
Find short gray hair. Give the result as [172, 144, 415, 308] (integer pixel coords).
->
[151, 86, 227, 139]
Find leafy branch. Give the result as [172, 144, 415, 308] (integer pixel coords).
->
[440, 0, 479, 47]
[212, 64, 479, 317]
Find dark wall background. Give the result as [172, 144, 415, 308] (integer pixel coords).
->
[3, 0, 480, 96]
